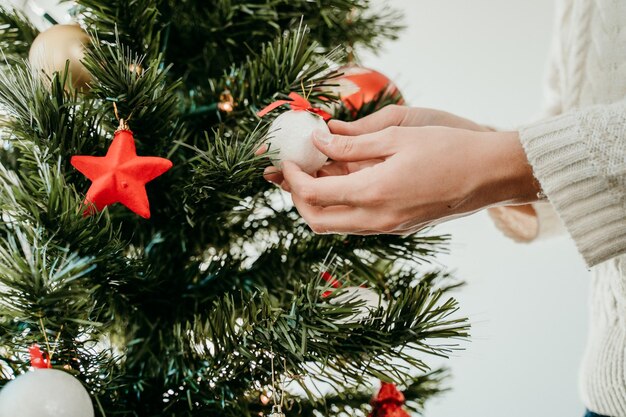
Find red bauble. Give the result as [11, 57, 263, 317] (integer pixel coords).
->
[369, 382, 411, 417]
[333, 66, 404, 112]
[71, 129, 173, 219]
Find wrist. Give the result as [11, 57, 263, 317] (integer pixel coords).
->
[478, 131, 541, 206]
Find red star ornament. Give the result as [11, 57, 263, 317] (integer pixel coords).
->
[71, 129, 173, 219]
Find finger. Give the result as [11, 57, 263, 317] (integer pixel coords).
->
[317, 161, 351, 177]
[282, 161, 372, 207]
[317, 160, 381, 177]
[328, 105, 408, 135]
[263, 166, 284, 184]
[292, 194, 374, 234]
[255, 143, 269, 156]
[312, 129, 395, 162]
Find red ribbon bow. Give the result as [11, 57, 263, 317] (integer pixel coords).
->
[29, 344, 52, 369]
[257, 92, 332, 121]
[369, 383, 410, 417]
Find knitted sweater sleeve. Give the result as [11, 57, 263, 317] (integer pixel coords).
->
[518, 100, 626, 267]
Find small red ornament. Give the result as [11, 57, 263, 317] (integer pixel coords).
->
[71, 123, 173, 219]
[257, 92, 332, 121]
[333, 66, 404, 113]
[369, 382, 410, 417]
[29, 344, 51, 369]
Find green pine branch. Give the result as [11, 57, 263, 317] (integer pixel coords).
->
[293, 368, 450, 417]
[0, 61, 106, 175]
[0, 5, 38, 62]
[82, 32, 183, 153]
[125, 282, 467, 415]
[75, 0, 402, 86]
[74, 0, 162, 60]
[219, 23, 343, 119]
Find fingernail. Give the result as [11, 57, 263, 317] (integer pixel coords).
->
[314, 129, 332, 145]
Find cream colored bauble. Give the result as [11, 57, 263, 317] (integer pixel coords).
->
[266, 110, 329, 174]
[0, 369, 94, 417]
[330, 287, 389, 324]
[29, 24, 91, 89]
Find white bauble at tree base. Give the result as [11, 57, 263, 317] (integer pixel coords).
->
[266, 110, 329, 174]
[0, 369, 94, 417]
[331, 287, 389, 324]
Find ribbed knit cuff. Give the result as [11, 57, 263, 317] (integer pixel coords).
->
[519, 111, 626, 267]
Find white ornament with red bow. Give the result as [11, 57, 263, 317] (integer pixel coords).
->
[258, 92, 332, 174]
[0, 345, 94, 417]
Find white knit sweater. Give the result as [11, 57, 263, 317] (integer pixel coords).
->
[488, 0, 626, 415]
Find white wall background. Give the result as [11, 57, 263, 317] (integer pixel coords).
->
[8, 1, 591, 416]
[361, 1, 590, 417]
[7, 0, 72, 28]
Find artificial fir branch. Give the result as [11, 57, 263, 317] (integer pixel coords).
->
[0, 63, 106, 176]
[141, 284, 467, 415]
[0, 6, 38, 62]
[82, 34, 183, 150]
[74, 0, 163, 60]
[0, 147, 145, 339]
[293, 369, 450, 417]
[75, 0, 402, 86]
[181, 126, 269, 226]
[220, 24, 343, 119]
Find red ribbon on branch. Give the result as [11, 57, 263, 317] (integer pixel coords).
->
[321, 271, 342, 298]
[29, 344, 52, 369]
[369, 382, 411, 417]
[257, 92, 332, 121]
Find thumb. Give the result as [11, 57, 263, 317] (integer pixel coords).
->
[312, 128, 392, 162]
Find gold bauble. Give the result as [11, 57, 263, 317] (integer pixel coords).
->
[29, 24, 91, 89]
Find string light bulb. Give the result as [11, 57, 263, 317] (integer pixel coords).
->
[218, 89, 235, 113]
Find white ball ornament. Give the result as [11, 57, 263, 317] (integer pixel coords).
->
[0, 369, 94, 417]
[266, 110, 329, 174]
[331, 287, 389, 324]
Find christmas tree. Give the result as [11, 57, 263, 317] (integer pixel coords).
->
[0, 2, 469, 416]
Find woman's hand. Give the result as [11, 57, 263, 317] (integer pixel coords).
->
[278, 126, 540, 235]
[262, 105, 493, 185]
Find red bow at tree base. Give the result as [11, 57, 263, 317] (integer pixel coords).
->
[369, 382, 411, 417]
[29, 344, 51, 369]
